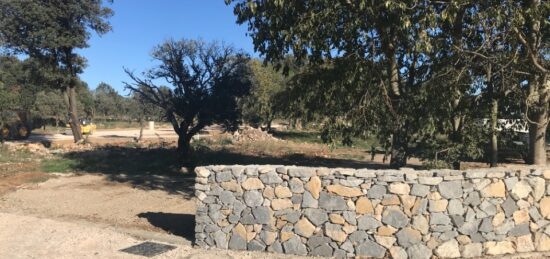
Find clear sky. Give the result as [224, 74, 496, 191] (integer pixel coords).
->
[77, 1, 254, 94]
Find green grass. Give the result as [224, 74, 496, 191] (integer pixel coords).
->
[40, 158, 78, 173]
[271, 129, 379, 149]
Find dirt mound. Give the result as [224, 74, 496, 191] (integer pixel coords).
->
[232, 127, 280, 142]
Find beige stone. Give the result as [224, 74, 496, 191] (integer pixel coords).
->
[378, 225, 397, 236]
[221, 180, 243, 193]
[411, 199, 426, 215]
[427, 237, 441, 249]
[389, 246, 407, 259]
[263, 231, 277, 245]
[485, 241, 516, 255]
[271, 199, 293, 210]
[375, 235, 396, 249]
[456, 235, 471, 245]
[234, 223, 246, 239]
[544, 169, 550, 180]
[325, 226, 347, 242]
[513, 209, 530, 224]
[493, 212, 506, 227]
[481, 180, 506, 198]
[280, 231, 294, 242]
[516, 235, 535, 253]
[429, 199, 448, 212]
[326, 185, 363, 197]
[540, 197, 550, 219]
[382, 195, 401, 205]
[342, 223, 357, 234]
[401, 195, 416, 216]
[511, 181, 532, 200]
[276, 219, 287, 229]
[195, 167, 210, 178]
[427, 192, 442, 200]
[389, 183, 410, 195]
[435, 239, 461, 258]
[304, 176, 321, 199]
[274, 186, 292, 198]
[242, 178, 264, 190]
[329, 214, 346, 224]
[295, 218, 315, 238]
[263, 186, 274, 200]
[355, 197, 374, 214]
[537, 234, 550, 251]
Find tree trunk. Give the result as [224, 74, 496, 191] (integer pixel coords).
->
[390, 128, 408, 168]
[489, 98, 499, 167]
[528, 108, 548, 165]
[177, 134, 192, 163]
[67, 85, 83, 142]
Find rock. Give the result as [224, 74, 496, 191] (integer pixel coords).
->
[349, 230, 368, 243]
[516, 234, 535, 252]
[439, 181, 463, 199]
[509, 223, 530, 236]
[195, 167, 211, 178]
[485, 241, 516, 255]
[216, 171, 233, 182]
[429, 199, 448, 212]
[479, 200, 497, 216]
[301, 191, 318, 208]
[244, 191, 263, 207]
[529, 177, 545, 201]
[305, 176, 321, 199]
[464, 191, 481, 206]
[252, 207, 271, 224]
[268, 241, 283, 253]
[375, 235, 396, 249]
[431, 212, 451, 226]
[412, 199, 428, 215]
[389, 183, 410, 195]
[329, 214, 346, 224]
[537, 234, 550, 251]
[288, 167, 315, 178]
[326, 184, 362, 197]
[259, 171, 283, 184]
[511, 181, 532, 200]
[389, 246, 408, 259]
[307, 236, 332, 248]
[504, 176, 519, 190]
[242, 178, 264, 190]
[447, 199, 464, 215]
[479, 217, 493, 232]
[260, 231, 277, 246]
[412, 215, 429, 234]
[418, 177, 443, 185]
[541, 197, 550, 219]
[368, 185, 387, 199]
[295, 217, 316, 237]
[271, 199, 293, 210]
[228, 233, 246, 250]
[407, 244, 432, 259]
[311, 243, 333, 257]
[221, 180, 243, 193]
[263, 186, 275, 199]
[435, 239, 460, 258]
[248, 239, 266, 251]
[282, 236, 307, 255]
[325, 223, 348, 242]
[288, 178, 304, 193]
[274, 186, 292, 198]
[304, 208, 329, 226]
[213, 231, 228, 249]
[382, 208, 409, 228]
[462, 243, 483, 258]
[501, 198, 519, 217]
[381, 195, 401, 205]
[458, 220, 479, 235]
[481, 180, 506, 198]
[356, 240, 386, 258]
[357, 215, 382, 230]
[410, 184, 430, 197]
[513, 209, 530, 224]
[493, 212, 506, 227]
[355, 197, 374, 214]
[319, 192, 348, 211]
[396, 227, 422, 248]
[219, 191, 236, 205]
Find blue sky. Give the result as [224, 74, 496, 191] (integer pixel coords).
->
[77, 1, 254, 94]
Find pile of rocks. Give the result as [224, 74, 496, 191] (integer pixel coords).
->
[231, 127, 279, 142]
[195, 165, 550, 258]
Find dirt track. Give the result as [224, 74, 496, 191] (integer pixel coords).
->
[29, 128, 180, 146]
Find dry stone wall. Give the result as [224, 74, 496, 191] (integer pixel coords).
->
[195, 165, 550, 258]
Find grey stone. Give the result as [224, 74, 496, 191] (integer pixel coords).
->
[509, 223, 530, 236]
[216, 170, 233, 182]
[283, 210, 301, 224]
[430, 212, 451, 225]
[311, 244, 333, 257]
[304, 208, 329, 226]
[447, 199, 464, 215]
[504, 176, 518, 190]
[462, 243, 483, 258]
[268, 241, 283, 253]
[439, 230, 458, 241]
[289, 178, 304, 193]
[431, 225, 453, 232]
[213, 231, 228, 249]
[382, 209, 409, 228]
[259, 171, 283, 184]
[302, 191, 318, 208]
[412, 199, 428, 215]
[283, 236, 307, 256]
[252, 206, 271, 224]
[529, 206, 543, 221]
[411, 184, 430, 197]
[501, 198, 518, 217]
[367, 185, 387, 199]
[464, 191, 481, 206]
[356, 240, 386, 258]
[319, 192, 348, 211]
[307, 236, 332, 249]
[495, 220, 515, 235]
[407, 244, 432, 259]
[458, 220, 479, 235]
[288, 167, 315, 178]
[479, 200, 497, 216]
[465, 207, 476, 222]
[340, 240, 354, 253]
[479, 217, 493, 233]
[205, 224, 220, 233]
[219, 191, 236, 205]
[340, 178, 363, 187]
[228, 233, 246, 250]
[291, 194, 302, 204]
[396, 228, 422, 247]
[333, 249, 347, 259]
[243, 191, 263, 207]
[418, 177, 443, 185]
[465, 170, 486, 178]
[240, 214, 255, 224]
[248, 240, 266, 251]
[349, 231, 368, 243]
[439, 181, 463, 199]
[470, 233, 486, 243]
[343, 211, 357, 225]
[357, 215, 382, 230]
[412, 215, 429, 234]
[244, 167, 258, 176]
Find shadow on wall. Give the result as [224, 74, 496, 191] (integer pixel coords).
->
[138, 212, 195, 242]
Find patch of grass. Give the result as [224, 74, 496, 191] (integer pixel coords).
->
[0, 145, 36, 163]
[271, 129, 379, 149]
[41, 158, 78, 173]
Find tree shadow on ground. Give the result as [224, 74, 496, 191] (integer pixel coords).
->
[137, 212, 195, 242]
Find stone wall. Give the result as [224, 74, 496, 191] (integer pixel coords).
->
[194, 165, 550, 258]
